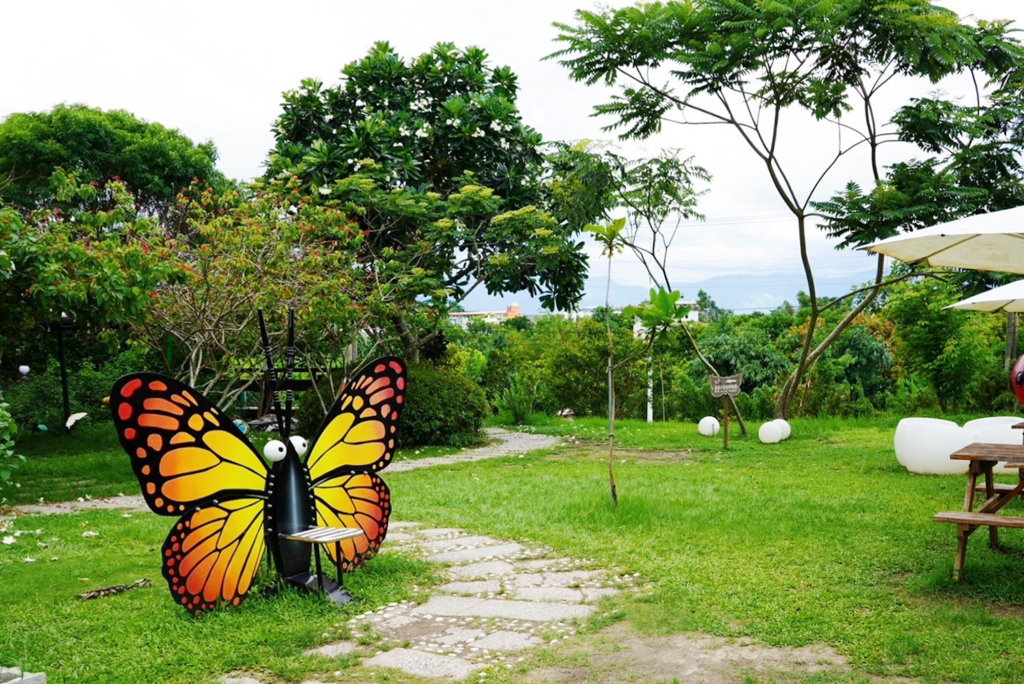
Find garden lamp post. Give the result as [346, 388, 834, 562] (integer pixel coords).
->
[49, 311, 75, 431]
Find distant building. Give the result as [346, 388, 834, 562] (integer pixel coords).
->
[449, 303, 523, 329]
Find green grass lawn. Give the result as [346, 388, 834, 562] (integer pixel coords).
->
[4, 416, 1024, 682]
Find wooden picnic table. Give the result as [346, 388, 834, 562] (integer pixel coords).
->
[934, 443, 1024, 580]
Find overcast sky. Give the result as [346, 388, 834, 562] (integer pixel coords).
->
[4, 0, 1022, 312]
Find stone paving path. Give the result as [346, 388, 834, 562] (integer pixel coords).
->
[7, 428, 559, 517]
[301, 521, 631, 681]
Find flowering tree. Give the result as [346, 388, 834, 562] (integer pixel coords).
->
[134, 179, 368, 408]
[267, 43, 601, 359]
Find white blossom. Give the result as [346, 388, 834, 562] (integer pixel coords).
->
[2, 536, 14, 545]
[471, 129, 485, 138]
[23, 557, 35, 563]
[318, 187, 332, 196]
[82, 530, 98, 538]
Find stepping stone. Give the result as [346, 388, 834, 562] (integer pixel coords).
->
[383, 531, 415, 542]
[515, 559, 566, 571]
[449, 561, 514, 579]
[418, 528, 464, 538]
[429, 543, 523, 564]
[222, 676, 262, 684]
[413, 596, 594, 621]
[438, 580, 502, 594]
[436, 628, 487, 646]
[581, 587, 618, 602]
[388, 521, 423, 529]
[513, 586, 585, 603]
[419, 535, 503, 552]
[470, 631, 542, 652]
[304, 641, 357, 657]
[363, 648, 483, 680]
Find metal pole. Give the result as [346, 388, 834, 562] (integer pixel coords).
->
[57, 325, 70, 431]
[723, 397, 729, 450]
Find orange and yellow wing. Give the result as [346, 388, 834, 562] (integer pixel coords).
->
[164, 497, 266, 615]
[111, 373, 268, 516]
[305, 358, 406, 482]
[314, 472, 391, 571]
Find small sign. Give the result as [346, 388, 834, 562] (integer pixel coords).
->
[710, 374, 743, 398]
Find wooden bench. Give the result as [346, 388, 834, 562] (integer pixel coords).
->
[934, 443, 1024, 579]
[934, 511, 1024, 529]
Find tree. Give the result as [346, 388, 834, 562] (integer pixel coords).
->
[553, 0, 1024, 417]
[0, 104, 225, 213]
[0, 172, 173, 369]
[696, 289, 726, 323]
[134, 178, 368, 409]
[267, 43, 599, 360]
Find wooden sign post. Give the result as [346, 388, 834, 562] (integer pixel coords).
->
[710, 374, 743, 449]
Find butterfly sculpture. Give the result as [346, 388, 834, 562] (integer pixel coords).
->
[110, 314, 406, 615]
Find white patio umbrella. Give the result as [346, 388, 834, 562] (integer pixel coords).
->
[945, 279, 1024, 313]
[863, 205, 1024, 273]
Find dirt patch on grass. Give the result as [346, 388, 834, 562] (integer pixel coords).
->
[543, 445, 694, 463]
[526, 622, 885, 683]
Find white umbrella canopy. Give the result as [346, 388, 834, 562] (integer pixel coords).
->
[863, 205, 1024, 273]
[945, 279, 1024, 313]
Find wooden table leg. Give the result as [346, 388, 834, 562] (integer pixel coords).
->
[985, 462, 1000, 548]
[954, 524, 969, 581]
[964, 461, 978, 512]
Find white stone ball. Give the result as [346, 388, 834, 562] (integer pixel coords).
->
[698, 416, 720, 436]
[772, 418, 791, 440]
[758, 422, 783, 444]
[263, 439, 287, 462]
[18, 365, 29, 376]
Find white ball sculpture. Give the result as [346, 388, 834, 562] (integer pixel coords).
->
[772, 418, 791, 440]
[758, 422, 783, 444]
[972, 424, 1021, 474]
[963, 416, 1023, 431]
[893, 418, 971, 475]
[698, 416, 720, 436]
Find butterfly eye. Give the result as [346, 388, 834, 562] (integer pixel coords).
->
[263, 439, 287, 462]
[289, 436, 308, 457]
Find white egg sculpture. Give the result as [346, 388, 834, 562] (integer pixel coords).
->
[772, 418, 791, 440]
[758, 422, 783, 444]
[893, 418, 970, 475]
[698, 416, 720, 436]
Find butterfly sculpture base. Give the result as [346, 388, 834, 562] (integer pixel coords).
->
[268, 572, 354, 606]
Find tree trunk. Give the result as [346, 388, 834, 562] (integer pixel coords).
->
[604, 254, 618, 507]
[392, 315, 421, 363]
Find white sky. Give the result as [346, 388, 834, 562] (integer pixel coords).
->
[3, 0, 1022, 310]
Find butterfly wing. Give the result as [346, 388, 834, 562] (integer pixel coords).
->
[164, 497, 267, 615]
[306, 357, 405, 569]
[314, 472, 391, 571]
[111, 373, 269, 613]
[111, 373, 268, 516]
[306, 358, 406, 482]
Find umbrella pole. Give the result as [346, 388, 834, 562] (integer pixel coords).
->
[1006, 313, 1019, 373]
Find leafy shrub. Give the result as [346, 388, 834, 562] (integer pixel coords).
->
[398, 363, 488, 447]
[499, 373, 535, 424]
[0, 399, 25, 490]
[4, 346, 156, 429]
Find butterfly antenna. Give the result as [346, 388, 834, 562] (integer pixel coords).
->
[284, 308, 296, 440]
[257, 309, 286, 436]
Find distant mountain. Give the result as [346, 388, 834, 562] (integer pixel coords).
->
[459, 270, 880, 315]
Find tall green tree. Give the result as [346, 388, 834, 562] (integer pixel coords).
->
[553, 0, 1024, 417]
[267, 42, 600, 360]
[0, 104, 225, 213]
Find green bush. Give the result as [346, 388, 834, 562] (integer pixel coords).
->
[398, 363, 488, 447]
[0, 399, 25, 490]
[499, 373, 535, 425]
[4, 347, 155, 429]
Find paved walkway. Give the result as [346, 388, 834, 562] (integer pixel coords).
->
[8, 428, 559, 517]
[292, 522, 628, 681]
